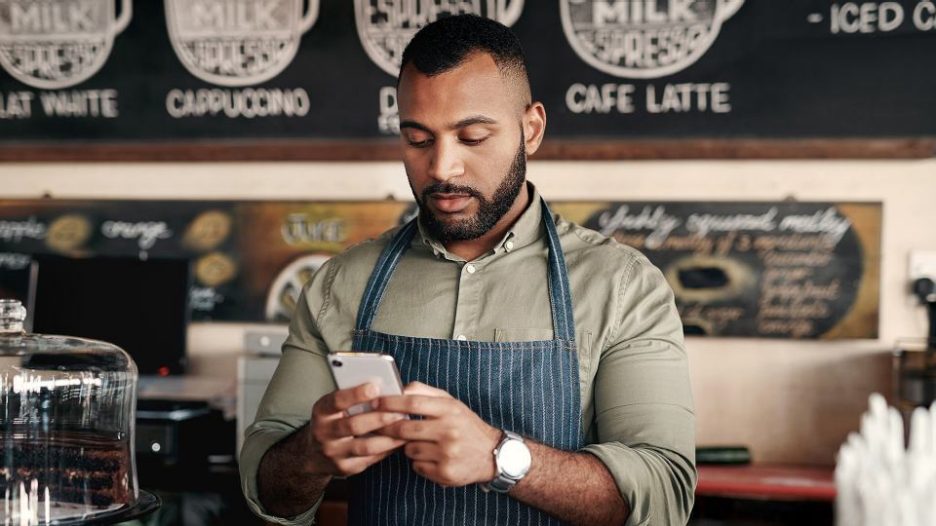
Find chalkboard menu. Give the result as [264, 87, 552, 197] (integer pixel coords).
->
[0, 1, 934, 159]
[0, 198, 880, 339]
[554, 201, 881, 339]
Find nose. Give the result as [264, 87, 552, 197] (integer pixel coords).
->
[427, 139, 464, 182]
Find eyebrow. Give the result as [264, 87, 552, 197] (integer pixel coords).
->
[399, 115, 499, 133]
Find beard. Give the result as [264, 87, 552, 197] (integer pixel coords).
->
[416, 137, 527, 244]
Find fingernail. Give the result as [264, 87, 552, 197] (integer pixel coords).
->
[365, 383, 378, 397]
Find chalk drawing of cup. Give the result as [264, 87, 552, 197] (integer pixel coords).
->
[165, 0, 319, 87]
[560, 0, 744, 79]
[355, 0, 526, 77]
[0, 0, 132, 89]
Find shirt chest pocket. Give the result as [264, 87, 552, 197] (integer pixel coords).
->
[493, 328, 554, 342]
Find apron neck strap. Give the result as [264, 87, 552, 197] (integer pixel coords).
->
[355, 198, 576, 343]
[541, 200, 576, 343]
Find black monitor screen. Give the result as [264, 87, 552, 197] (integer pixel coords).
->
[31, 255, 190, 375]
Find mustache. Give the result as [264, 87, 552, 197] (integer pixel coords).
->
[421, 183, 483, 201]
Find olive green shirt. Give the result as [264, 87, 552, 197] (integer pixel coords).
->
[240, 185, 696, 525]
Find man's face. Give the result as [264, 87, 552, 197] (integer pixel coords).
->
[397, 53, 528, 243]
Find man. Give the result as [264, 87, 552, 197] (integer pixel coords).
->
[240, 14, 695, 526]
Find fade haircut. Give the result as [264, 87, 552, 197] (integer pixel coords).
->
[398, 14, 532, 109]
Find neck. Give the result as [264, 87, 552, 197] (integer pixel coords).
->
[444, 184, 531, 261]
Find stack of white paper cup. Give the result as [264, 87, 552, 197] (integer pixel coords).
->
[836, 393, 936, 526]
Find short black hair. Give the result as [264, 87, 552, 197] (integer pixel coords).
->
[398, 15, 530, 102]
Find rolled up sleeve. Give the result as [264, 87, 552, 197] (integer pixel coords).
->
[239, 263, 339, 525]
[580, 257, 696, 525]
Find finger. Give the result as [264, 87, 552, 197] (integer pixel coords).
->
[404, 441, 442, 462]
[332, 444, 403, 477]
[375, 394, 456, 417]
[334, 454, 386, 476]
[378, 418, 447, 441]
[324, 410, 406, 439]
[313, 383, 378, 417]
[346, 435, 407, 458]
[333, 383, 380, 412]
[411, 460, 440, 481]
[403, 382, 451, 397]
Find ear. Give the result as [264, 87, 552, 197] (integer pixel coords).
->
[522, 102, 546, 157]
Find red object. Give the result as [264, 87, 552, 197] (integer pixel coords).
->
[157, 366, 170, 377]
[696, 464, 836, 502]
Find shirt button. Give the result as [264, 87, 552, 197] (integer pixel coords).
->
[504, 241, 515, 252]
[465, 264, 477, 274]
[456, 334, 467, 341]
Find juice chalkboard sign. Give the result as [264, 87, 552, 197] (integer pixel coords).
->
[554, 201, 882, 339]
[0, 1, 933, 159]
[0, 198, 880, 339]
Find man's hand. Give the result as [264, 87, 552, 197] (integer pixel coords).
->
[375, 382, 502, 487]
[307, 382, 408, 476]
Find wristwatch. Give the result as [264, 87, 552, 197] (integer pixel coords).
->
[480, 430, 531, 494]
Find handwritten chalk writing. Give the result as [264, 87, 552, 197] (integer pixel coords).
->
[715, 232, 737, 256]
[761, 279, 841, 302]
[592, 0, 699, 25]
[0, 252, 31, 270]
[0, 217, 47, 242]
[686, 208, 777, 237]
[7, 1, 104, 34]
[39, 89, 118, 118]
[189, 0, 280, 31]
[763, 251, 834, 267]
[681, 303, 744, 325]
[190, 286, 224, 311]
[166, 88, 310, 119]
[651, 234, 714, 254]
[759, 301, 831, 319]
[1, 42, 100, 84]
[646, 82, 731, 113]
[566, 83, 635, 114]
[763, 267, 812, 281]
[362, 0, 479, 30]
[753, 234, 838, 253]
[830, 2, 903, 34]
[758, 319, 814, 338]
[100, 221, 173, 250]
[378, 86, 399, 134]
[915, 1, 936, 30]
[596, 205, 681, 249]
[778, 207, 851, 243]
[281, 215, 345, 245]
[0, 91, 34, 119]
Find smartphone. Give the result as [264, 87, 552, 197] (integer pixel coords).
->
[327, 352, 405, 416]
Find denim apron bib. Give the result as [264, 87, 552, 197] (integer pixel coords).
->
[348, 200, 583, 525]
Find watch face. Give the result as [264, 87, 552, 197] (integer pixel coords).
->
[499, 440, 532, 478]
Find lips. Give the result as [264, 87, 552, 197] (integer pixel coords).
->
[430, 193, 472, 214]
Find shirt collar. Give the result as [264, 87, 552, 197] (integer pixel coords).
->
[415, 182, 544, 262]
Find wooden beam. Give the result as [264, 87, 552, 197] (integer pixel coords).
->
[0, 138, 932, 162]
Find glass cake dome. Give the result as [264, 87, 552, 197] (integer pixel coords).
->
[0, 299, 143, 524]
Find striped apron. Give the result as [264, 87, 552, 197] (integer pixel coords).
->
[348, 199, 583, 525]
